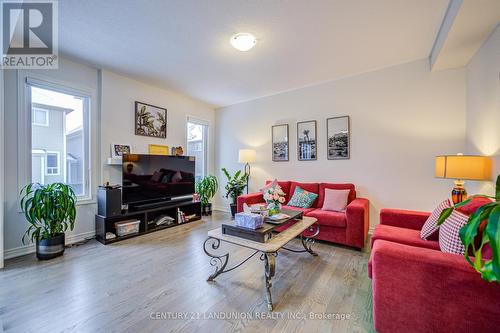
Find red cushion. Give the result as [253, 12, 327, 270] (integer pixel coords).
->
[281, 205, 315, 215]
[306, 209, 347, 227]
[318, 183, 356, 208]
[456, 196, 493, 215]
[289, 182, 319, 208]
[266, 180, 291, 202]
[371, 224, 441, 251]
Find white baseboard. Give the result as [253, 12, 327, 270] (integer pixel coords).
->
[4, 230, 96, 260]
[368, 226, 375, 235]
[212, 205, 230, 213]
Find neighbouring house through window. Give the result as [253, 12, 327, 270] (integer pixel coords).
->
[28, 83, 90, 198]
[187, 118, 208, 180]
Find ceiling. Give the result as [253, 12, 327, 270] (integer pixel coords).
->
[59, 0, 450, 107]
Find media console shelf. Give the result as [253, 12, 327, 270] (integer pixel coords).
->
[95, 200, 202, 244]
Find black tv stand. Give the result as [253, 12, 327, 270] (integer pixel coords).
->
[95, 200, 201, 244]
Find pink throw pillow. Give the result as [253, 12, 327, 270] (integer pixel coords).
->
[420, 199, 451, 240]
[321, 189, 350, 212]
[439, 210, 469, 255]
[260, 179, 278, 194]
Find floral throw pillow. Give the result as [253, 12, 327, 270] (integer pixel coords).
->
[287, 186, 318, 208]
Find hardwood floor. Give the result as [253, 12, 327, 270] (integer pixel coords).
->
[0, 212, 374, 333]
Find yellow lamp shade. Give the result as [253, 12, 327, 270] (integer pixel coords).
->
[435, 155, 492, 181]
[238, 149, 256, 164]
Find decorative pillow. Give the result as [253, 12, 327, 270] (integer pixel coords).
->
[150, 171, 163, 182]
[321, 189, 350, 212]
[260, 179, 278, 194]
[456, 196, 493, 215]
[439, 210, 469, 254]
[287, 186, 318, 208]
[171, 171, 182, 183]
[420, 199, 451, 240]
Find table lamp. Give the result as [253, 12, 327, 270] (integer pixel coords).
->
[238, 149, 256, 194]
[435, 154, 492, 204]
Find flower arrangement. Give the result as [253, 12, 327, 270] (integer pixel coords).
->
[263, 185, 286, 215]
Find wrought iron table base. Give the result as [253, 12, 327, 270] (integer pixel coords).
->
[203, 223, 320, 311]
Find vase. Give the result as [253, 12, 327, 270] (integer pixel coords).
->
[268, 203, 281, 216]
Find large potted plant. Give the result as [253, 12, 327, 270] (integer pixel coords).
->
[195, 175, 218, 216]
[20, 183, 77, 260]
[438, 174, 500, 283]
[221, 168, 248, 217]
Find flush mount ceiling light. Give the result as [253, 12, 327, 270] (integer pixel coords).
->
[230, 33, 257, 51]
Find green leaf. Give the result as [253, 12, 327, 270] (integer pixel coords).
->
[496, 175, 500, 201]
[437, 207, 453, 226]
[485, 205, 500, 281]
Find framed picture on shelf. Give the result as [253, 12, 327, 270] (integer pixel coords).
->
[135, 101, 167, 138]
[297, 120, 317, 161]
[111, 143, 131, 158]
[148, 144, 169, 155]
[272, 124, 289, 161]
[327, 116, 350, 160]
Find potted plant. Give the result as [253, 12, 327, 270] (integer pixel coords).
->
[20, 183, 77, 260]
[221, 168, 248, 217]
[438, 174, 500, 283]
[195, 175, 218, 216]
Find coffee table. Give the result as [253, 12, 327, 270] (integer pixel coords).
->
[203, 216, 319, 311]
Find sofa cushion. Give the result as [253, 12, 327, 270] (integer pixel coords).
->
[439, 210, 468, 255]
[289, 182, 319, 207]
[306, 209, 347, 227]
[318, 183, 356, 207]
[287, 186, 318, 208]
[281, 205, 315, 215]
[321, 188, 350, 212]
[371, 224, 441, 251]
[266, 180, 291, 202]
[420, 198, 452, 240]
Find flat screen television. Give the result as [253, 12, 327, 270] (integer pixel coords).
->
[122, 154, 195, 206]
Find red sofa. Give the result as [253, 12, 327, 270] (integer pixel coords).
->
[369, 209, 500, 333]
[237, 181, 369, 249]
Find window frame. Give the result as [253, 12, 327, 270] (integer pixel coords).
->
[32, 107, 49, 126]
[186, 116, 209, 178]
[45, 151, 60, 176]
[18, 72, 94, 203]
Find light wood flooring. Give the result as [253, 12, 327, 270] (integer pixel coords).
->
[0, 212, 374, 333]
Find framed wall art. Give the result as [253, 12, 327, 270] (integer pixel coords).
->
[135, 101, 167, 138]
[297, 120, 317, 161]
[272, 124, 289, 161]
[327, 116, 350, 160]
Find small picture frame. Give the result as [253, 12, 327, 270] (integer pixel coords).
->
[135, 101, 167, 138]
[327, 116, 350, 160]
[111, 143, 131, 158]
[272, 124, 289, 161]
[297, 120, 317, 161]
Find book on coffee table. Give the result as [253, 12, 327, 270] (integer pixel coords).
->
[221, 209, 303, 243]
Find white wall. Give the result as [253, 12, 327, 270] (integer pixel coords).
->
[215, 59, 467, 228]
[465, 24, 500, 196]
[1, 67, 4, 268]
[100, 70, 215, 185]
[3, 60, 215, 259]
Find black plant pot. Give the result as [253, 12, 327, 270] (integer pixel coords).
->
[202, 203, 213, 216]
[36, 233, 65, 260]
[230, 203, 237, 218]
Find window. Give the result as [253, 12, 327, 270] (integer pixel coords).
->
[32, 107, 49, 126]
[46, 152, 60, 175]
[187, 118, 208, 180]
[28, 81, 91, 199]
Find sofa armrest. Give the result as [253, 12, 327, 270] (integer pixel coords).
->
[371, 240, 500, 333]
[236, 193, 264, 213]
[345, 198, 369, 249]
[379, 208, 430, 230]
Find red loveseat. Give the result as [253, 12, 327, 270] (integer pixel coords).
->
[369, 209, 500, 333]
[237, 181, 369, 249]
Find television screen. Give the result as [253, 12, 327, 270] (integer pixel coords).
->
[122, 154, 195, 205]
